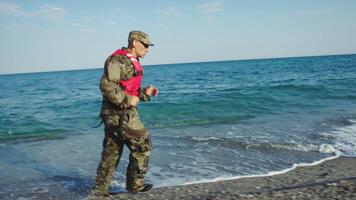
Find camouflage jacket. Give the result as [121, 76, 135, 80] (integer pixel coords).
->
[100, 47, 150, 119]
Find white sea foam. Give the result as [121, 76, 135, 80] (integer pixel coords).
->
[184, 134, 341, 156]
[269, 143, 319, 152]
[320, 119, 356, 156]
[110, 180, 126, 189]
[319, 144, 337, 154]
[180, 155, 340, 186]
[191, 136, 222, 141]
[269, 143, 338, 154]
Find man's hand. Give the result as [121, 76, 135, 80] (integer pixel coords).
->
[129, 96, 140, 107]
[145, 85, 159, 97]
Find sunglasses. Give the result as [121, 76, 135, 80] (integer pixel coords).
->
[140, 42, 149, 49]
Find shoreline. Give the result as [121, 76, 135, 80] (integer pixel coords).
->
[1, 156, 355, 199]
[181, 154, 340, 186]
[107, 156, 356, 200]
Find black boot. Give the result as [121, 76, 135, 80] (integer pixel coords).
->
[128, 184, 153, 193]
[140, 184, 153, 192]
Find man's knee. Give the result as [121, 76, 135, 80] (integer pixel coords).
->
[124, 129, 152, 153]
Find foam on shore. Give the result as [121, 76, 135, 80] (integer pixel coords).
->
[181, 154, 340, 186]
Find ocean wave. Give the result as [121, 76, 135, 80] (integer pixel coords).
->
[146, 114, 255, 129]
[319, 119, 356, 156]
[0, 129, 66, 144]
[160, 135, 337, 155]
[268, 84, 327, 92]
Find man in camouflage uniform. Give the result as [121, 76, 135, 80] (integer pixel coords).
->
[91, 31, 158, 196]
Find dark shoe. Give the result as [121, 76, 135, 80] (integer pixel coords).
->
[128, 184, 153, 193]
[141, 184, 153, 192]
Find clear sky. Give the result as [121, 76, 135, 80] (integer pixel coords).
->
[1, 0, 356, 74]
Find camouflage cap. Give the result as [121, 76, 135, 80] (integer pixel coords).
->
[128, 31, 154, 46]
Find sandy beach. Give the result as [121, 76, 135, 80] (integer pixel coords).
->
[104, 156, 356, 200]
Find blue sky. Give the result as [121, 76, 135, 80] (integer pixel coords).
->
[0, 0, 355, 74]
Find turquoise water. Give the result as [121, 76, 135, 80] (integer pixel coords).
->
[1, 54, 356, 197]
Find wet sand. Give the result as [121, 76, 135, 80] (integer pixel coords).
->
[106, 156, 356, 200]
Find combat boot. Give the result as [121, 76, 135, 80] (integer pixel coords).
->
[127, 183, 153, 193]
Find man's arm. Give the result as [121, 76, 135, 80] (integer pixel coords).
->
[138, 87, 151, 102]
[100, 57, 138, 108]
[138, 85, 159, 102]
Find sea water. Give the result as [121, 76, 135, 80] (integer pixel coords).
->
[0, 54, 356, 197]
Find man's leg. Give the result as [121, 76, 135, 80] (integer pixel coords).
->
[126, 150, 151, 191]
[124, 129, 152, 192]
[91, 128, 124, 195]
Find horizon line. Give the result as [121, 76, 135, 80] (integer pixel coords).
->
[1, 52, 355, 76]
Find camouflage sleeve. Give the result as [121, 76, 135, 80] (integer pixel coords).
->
[138, 87, 151, 102]
[100, 55, 135, 108]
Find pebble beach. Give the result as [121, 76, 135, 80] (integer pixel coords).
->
[104, 156, 356, 200]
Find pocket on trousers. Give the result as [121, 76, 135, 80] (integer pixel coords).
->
[103, 115, 120, 127]
[124, 130, 152, 152]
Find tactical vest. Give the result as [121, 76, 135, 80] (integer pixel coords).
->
[111, 49, 143, 97]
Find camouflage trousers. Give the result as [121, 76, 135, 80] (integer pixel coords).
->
[92, 122, 152, 194]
